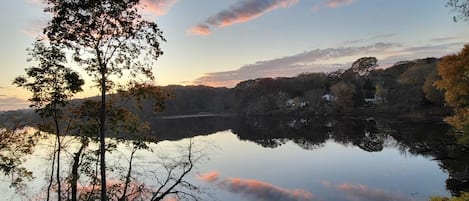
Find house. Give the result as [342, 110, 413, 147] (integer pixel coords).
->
[286, 99, 296, 108]
[322, 94, 335, 102]
[299, 101, 308, 108]
[285, 98, 308, 109]
[364, 95, 384, 107]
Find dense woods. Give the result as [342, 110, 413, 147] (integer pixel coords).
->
[151, 57, 448, 120]
[1, 56, 450, 123]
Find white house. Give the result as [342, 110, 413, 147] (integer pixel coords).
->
[322, 94, 335, 102]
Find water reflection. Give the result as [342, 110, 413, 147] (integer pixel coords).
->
[197, 171, 314, 201]
[322, 181, 413, 201]
[148, 116, 469, 196]
[0, 126, 38, 192]
[1, 115, 469, 200]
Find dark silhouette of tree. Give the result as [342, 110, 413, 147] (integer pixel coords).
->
[13, 41, 84, 201]
[42, 0, 165, 199]
[435, 44, 469, 139]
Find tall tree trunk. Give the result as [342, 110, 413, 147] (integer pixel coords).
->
[119, 149, 136, 201]
[46, 138, 57, 201]
[71, 144, 85, 201]
[100, 69, 107, 201]
[54, 114, 62, 201]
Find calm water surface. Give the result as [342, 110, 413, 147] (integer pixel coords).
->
[2, 116, 467, 201]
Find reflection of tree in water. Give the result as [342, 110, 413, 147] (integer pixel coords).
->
[64, 115, 469, 197]
[231, 116, 330, 149]
[228, 116, 469, 196]
[3, 113, 469, 197]
[0, 108, 209, 200]
[148, 116, 235, 141]
[328, 118, 386, 152]
[0, 113, 41, 193]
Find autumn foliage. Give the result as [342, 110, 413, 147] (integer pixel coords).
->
[435, 44, 469, 134]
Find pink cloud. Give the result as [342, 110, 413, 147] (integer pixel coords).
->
[189, 0, 298, 36]
[197, 171, 314, 201]
[220, 178, 314, 201]
[323, 181, 413, 201]
[197, 171, 220, 182]
[188, 24, 211, 36]
[162, 197, 179, 201]
[21, 19, 46, 38]
[312, 0, 354, 13]
[140, 0, 179, 16]
[326, 0, 353, 8]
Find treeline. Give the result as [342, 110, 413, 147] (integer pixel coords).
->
[154, 57, 449, 118]
[0, 57, 450, 121]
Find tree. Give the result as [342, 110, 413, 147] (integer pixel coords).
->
[13, 41, 84, 201]
[350, 57, 378, 77]
[447, 0, 469, 22]
[330, 81, 356, 112]
[42, 0, 165, 199]
[435, 44, 469, 136]
[423, 69, 444, 105]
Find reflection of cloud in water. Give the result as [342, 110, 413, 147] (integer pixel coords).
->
[323, 181, 413, 201]
[197, 171, 220, 182]
[198, 171, 314, 201]
[163, 196, 179, 201]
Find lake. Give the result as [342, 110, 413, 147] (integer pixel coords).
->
[1, 116, 468, 201]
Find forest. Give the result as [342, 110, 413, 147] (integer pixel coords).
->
[143, 57, 449, 120]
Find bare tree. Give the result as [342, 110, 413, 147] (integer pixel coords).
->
[149, 140, 205, 201]
[447, 0, 469, 22]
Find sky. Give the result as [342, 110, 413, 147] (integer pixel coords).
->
[1, 0, 468, 111]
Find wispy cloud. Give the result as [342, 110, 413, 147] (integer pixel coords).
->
[192, 42, 398, 87]
[430, 36, 458, 43]
[0, 97, 29, 111]
[323, 181, 413, 201]
[140, 0, 180, 16]
[198, 171, 314, 201]
[377, 42, 465, 67]
[28, 0, 179, 16]
[21, 18, 47, 38]
[26, 0, 42, 5]
[326, 0, 353, 8]
[312, 0, 355, 13]
[341, 33, 396, 45]
[189, 0, 298, 36]
[23, 0, 179, 37]
[192, 41, 467, 87]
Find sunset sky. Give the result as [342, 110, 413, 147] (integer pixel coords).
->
[1, 0, 469, 110]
